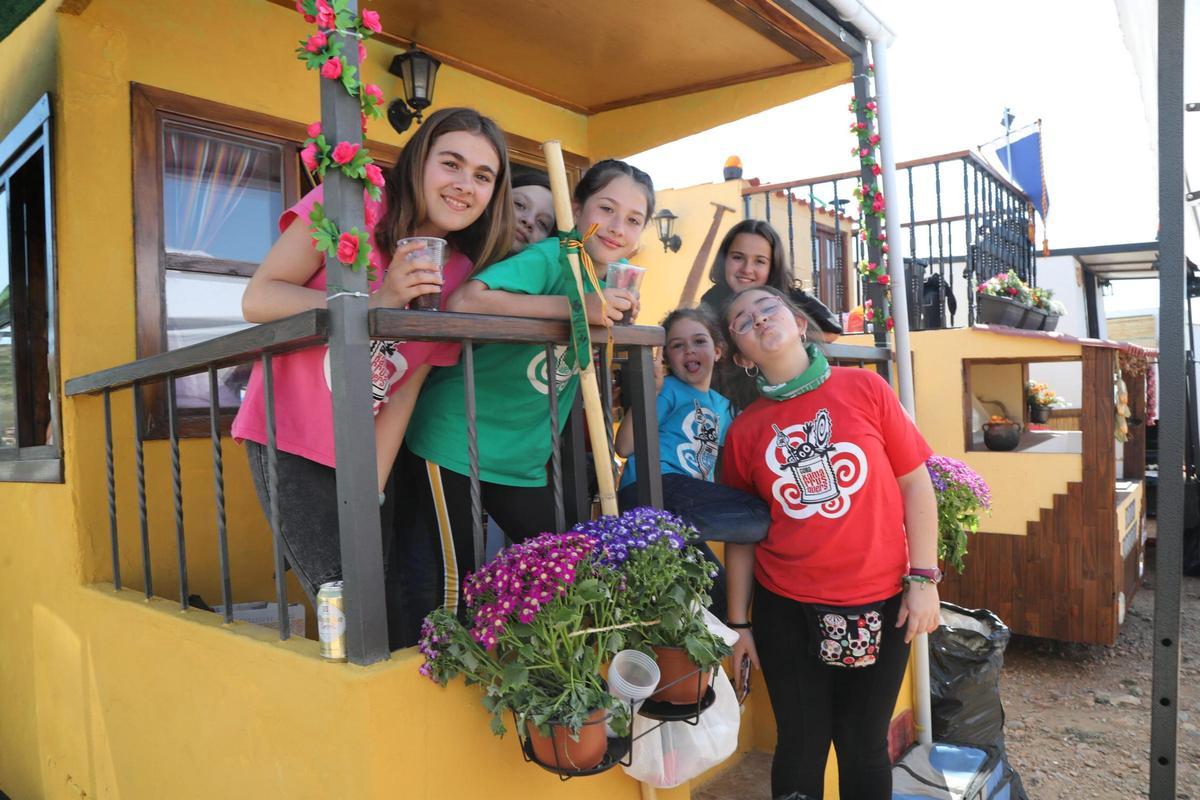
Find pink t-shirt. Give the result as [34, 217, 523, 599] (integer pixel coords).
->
[231, 185, 471, 467]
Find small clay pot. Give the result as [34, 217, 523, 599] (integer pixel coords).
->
[982, 422, 1022, 451]
[651, 645, 711, 705]
[1029, 404, 1051, 424]
[525, 708, 608, 771]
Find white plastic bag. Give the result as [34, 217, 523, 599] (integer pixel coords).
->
[623, 667, 740, 788]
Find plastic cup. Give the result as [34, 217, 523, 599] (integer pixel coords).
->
[606, 263, 646, 324]
[398, 236, 447, 311]
[608, 649, 661, 704]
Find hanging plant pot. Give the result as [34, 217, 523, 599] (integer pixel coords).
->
[524, 708, 610, 772]
[976, 294, 1025, 327]
[1029, 404, 1051, 424]
[651, 645, 712, 705]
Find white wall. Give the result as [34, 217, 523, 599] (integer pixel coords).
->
[1027, 255, 1089, 406]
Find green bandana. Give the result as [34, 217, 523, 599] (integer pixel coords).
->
[756, 343, 831, 401]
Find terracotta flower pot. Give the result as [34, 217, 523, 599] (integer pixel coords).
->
[651, 645, 711, 705]
[525, 708, 608, 771]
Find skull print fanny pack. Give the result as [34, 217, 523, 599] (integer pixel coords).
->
[805, 601, 886, 668]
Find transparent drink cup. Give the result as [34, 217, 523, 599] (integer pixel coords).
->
[605, 262, 646, 324]
[398, 236, 447, 311]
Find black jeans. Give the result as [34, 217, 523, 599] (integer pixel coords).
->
[618, 473, 770, 622]
[244, 442, 411, 649]
[392, 444, 561, 647]
[753, 583, 910, 800]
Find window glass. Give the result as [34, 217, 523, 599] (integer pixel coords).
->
[0, 186, 14, 448]
[162, 124, 284, 264]
[164, 269, 254, 409]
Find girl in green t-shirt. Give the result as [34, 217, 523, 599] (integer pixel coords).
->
[393, 160, 655, 646]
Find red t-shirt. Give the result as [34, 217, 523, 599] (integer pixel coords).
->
[722, 367, 932, 606]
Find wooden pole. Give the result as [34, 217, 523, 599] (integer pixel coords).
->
[542, 140, 619, 517]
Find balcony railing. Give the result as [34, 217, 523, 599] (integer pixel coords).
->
[65, 309, 892, 665]
[741, 150, 1038, 333]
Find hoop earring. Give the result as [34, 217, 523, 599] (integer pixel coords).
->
[743, 364, 759, 378]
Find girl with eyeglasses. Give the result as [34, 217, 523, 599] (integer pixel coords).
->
[718, 285, 940, 800]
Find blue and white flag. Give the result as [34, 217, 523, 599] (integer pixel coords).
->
[995, 130, 1050, 220]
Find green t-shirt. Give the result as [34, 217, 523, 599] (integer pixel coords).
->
[407, 237, 603, 486]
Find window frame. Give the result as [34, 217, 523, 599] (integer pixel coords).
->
[131, 84, 401, 439]
[0, 93, 62, 483]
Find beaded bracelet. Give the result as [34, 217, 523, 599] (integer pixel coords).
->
[902, 574, 934, 588]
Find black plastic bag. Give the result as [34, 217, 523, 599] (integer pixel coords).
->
[930, 603, 1011, 750]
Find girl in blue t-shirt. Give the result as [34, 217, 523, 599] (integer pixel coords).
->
[615, 307, 770, 619]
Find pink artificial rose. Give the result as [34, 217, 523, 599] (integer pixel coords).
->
[360, 9, 382, 32]
[361, 112, 369, 133]
[869, 134, 881, 145]
[886, 317, 895, 331]
[307, 121, 322, 139]
[866, 100, 877, 111]
[316, 0, 336, 28]
[882, 243, 890, 253]
[364, 83, 384, 104]
[365, 163, 385, 188]
[358, 41, 368, 63]
[305, 32, 327, 53]
[856, 122, 867, 131]
[295, 0, 316, 22]
[877, 274, 891, 286]
[871, 164, 882, 176]
[337, 232, 360, 264]
[320, 57, 343, 80]
[331, 141, 361, 165]
[300, 143, 319, 171]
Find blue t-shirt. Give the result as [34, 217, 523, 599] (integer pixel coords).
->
[620, 375, 735, 488]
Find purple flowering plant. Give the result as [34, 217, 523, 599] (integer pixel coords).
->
[926, 456, 992, 574]
[418, 532, 631, 740]
[571, 508, 732, 671]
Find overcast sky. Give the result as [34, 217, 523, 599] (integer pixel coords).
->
[629, 0, 1199, 314]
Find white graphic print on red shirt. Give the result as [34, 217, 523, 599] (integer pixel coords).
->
[764, 407, 868, 520]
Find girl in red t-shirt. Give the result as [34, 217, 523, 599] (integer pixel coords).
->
[718, 286, 940, 800]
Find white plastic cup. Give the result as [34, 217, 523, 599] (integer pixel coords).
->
[398, 236, 447, 311]
[605, 263, 646, 324]
[608, 649, 661, 703]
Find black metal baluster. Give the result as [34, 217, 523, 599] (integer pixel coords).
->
[934, 162, 946, 330]
[262, 354, 289, 639]
[166, 375, 188, 610]
[765, 190, 771, 223]
[561, 393, 589, 526]
[958, 159, 970, 328]
[132, 381, 152, 598]
[785, 188, 795, 270]
[545, 344, 565, 532]
[627, 346, 662, 509]
[464, 342, 483, 568]
[104, 388, 121, 590]
[832, 181, 843, 312]
[970, 164, 981, 324]
[742, 193, 750, 220]
[209, 366, 232, 622]
[597, 346, 618, 495]
[808, 184, 819, 296]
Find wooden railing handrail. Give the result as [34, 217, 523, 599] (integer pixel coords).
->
[65, 309, 670, 396]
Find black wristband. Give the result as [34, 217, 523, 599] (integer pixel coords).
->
[726, 621, 752, 629]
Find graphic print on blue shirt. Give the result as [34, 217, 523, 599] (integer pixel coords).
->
[620, 375, 734, 489]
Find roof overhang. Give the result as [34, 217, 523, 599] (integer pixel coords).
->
[1049, 241, 1199, 281]
[269, 0, 867, 115]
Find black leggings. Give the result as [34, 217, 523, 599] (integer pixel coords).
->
[753, 583, 910, 800]
[392, 444, 560, 647]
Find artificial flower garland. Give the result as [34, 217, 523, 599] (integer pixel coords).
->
[847, 69, 894, 332]
[293, 0, 386, 277]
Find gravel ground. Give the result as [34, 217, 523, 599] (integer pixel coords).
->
[696, 539, 1200, 799]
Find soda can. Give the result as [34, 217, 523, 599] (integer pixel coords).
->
[317, 580, 347, 662]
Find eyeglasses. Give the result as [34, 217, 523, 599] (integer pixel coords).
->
[729, 299, 786, 336]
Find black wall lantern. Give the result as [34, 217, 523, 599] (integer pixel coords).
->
[653, 208, 682, 253]
[387, 47, 441, 134]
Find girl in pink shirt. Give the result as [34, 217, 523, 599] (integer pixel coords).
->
[232, 108, 514, 642]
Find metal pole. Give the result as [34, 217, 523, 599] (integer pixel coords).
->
[871, 36, 929, 746]
[320, 0, 389, 665]
[1150, 0, 1185, 793]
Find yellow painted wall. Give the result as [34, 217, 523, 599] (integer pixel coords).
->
[590, 63, 851, 159]
[0, 0, 57, 140]
[906, 328, 1084, 536]
[970, 363, 1025, 424]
